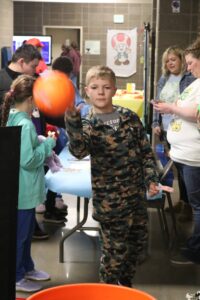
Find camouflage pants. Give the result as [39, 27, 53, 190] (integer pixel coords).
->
[98, 201, 148, 285]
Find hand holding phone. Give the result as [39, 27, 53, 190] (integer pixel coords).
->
[151, 98, 163, 104]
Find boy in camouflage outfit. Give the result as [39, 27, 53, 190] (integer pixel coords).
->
[65, 65, 159, 287]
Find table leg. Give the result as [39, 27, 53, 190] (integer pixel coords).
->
[166, 192, 179, 249]
[77, 196, 80, 224]
[59, 197, 89, 263]
[59, 197, 100, 263]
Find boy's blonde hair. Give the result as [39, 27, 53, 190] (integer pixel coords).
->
[85, 65, 116, 86]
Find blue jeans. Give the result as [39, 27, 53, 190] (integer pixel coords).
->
[174, 162, 200, 250]
[16, 209, 35, 282]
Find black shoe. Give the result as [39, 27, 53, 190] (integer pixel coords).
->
[57, 207, 68, 214]
[32, 229, 49, 240]
[181, 247, 200, 264]
[54, 207, 68, 216]
[118, 278, 132, 287]
[55, 197, 68, 213]
[170, 252, 194, 265]
[43, 212, 67, 224]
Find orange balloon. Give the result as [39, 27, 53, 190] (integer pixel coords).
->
[33, 70, 75, 117]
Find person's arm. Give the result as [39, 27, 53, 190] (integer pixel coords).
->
[65, 108, 91, 159]
[134, 114, 159, 187]
[152, 76, 166, 129]
[20, 121, 56, 170]
[152, 107, 160, 129]
[152, 101, 198, 122]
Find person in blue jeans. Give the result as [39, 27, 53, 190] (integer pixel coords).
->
[152, 46, 196, 221]
[40, 56, 91, 223]
[1, 74, 56, 292]
[152, 37, 200, 264]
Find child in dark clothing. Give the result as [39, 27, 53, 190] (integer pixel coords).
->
[65, 65, 160, 287]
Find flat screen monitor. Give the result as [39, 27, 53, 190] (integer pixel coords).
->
[12, 35, 52, 65]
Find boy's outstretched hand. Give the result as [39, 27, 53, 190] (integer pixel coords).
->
[148, 182, 174, 197]
[148, 182, 160, 197]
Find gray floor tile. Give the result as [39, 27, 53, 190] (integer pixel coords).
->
[16, 191, 200, 300]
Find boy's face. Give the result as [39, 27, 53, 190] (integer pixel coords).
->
[18, 58, 40, 76]
[85, 77, 116, 113]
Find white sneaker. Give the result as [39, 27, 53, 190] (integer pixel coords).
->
[16, 278, 42, 292]
[186, 291, 200, 300]
[25, 269, 50, 281]
[36, 204, 46, 214]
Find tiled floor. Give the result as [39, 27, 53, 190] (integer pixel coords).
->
[16, 189, 200, 300]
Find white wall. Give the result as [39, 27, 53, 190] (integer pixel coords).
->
[0, 0, 13, 66]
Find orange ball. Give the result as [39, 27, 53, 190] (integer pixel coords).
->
[33, 70, 75, 117]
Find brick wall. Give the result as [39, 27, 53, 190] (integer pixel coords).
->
[14, 1, 153, 90]
[153, 0, 200, 82]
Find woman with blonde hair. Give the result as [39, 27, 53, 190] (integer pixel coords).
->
[152, 45, 195, 220]
[152, 37, 200, 264]
[152, 45, 194, 136]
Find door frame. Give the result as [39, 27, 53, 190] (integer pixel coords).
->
[43, 25, 83, 84]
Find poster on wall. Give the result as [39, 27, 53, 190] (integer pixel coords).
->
[106, 28, 137, 77]
[85, 40, 100, 55]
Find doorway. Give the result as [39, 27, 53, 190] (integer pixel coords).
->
[43, 26, 83, 84]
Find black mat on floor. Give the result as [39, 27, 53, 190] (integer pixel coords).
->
[0, 127, 21, 300]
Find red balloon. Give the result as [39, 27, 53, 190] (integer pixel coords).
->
[33, 70, 75, 117]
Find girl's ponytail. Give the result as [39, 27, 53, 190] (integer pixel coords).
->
[1, 90, 15, 127]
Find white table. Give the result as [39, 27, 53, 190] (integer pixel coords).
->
[45, 147, 99, 263]
[45, 147, 92, 198]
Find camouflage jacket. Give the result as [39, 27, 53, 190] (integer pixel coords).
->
[65, 106, 159, 221]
